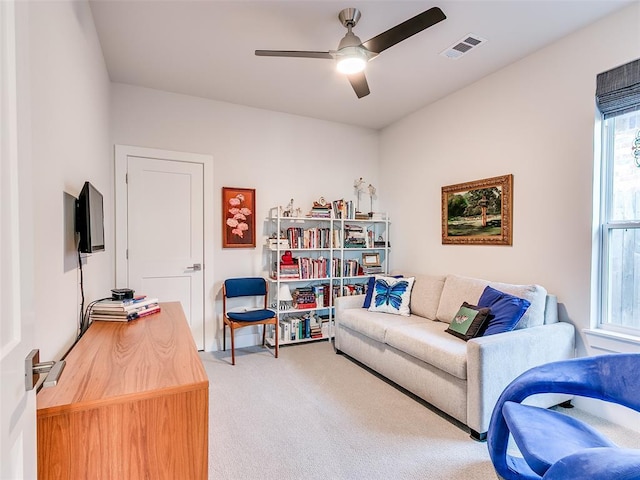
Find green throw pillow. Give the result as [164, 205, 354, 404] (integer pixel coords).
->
[446, 302, 491, 341]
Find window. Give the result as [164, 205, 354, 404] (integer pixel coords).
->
[596, 59, 640, 334]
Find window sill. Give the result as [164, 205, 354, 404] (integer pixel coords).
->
[583, 328, 640, 354]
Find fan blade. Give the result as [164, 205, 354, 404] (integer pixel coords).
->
[347, 72, 370, 99]
[255, 50, 333, 59]
[362, 7, 446, 54]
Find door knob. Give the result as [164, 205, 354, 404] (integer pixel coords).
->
[186, 263, 202, 271]
[25, 349, 66, 391]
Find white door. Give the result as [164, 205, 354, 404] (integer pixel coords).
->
[125, 156, 205, 348]
[1, 1, 38, 477]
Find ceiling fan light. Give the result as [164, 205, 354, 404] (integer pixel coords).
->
[336, 47, 367, 74]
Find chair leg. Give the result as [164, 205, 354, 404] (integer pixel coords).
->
[230, 324, 236, 366]
[275, 321, 279, 359]
[223, 323, 226, 351]
[262, 324, 267, 346]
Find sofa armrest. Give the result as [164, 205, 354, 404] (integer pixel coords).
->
[466, 322, 575, 434]
[334, 294, 366, 315]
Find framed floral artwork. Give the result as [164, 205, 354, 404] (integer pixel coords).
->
[441, 174, 513, 245]
[222, 187, 256, 248]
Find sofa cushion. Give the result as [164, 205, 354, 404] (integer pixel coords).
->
[368, 276, 415, 316]
[435, 275, 547, 329]
[338, 308, 426, 343]
[446, 302, 491, 341]
[384, 321, 468, 380]
[406, 274, 446, 320]
[478, 286, 531, 336]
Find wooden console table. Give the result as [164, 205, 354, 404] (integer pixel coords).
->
[36, 302, 208, 479]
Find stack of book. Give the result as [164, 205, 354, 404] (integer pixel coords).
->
[268, 237, 290, 249]
[292, 287, 317, 309]
[362, 266, 383, 275]
[90, 296, 160, 322]
[276, 262, 300, 279]
[344, 224, 367, 248]
[308, 203, 332, 218]
[309, 321, 323, 339]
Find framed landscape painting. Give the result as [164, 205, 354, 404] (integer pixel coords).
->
[222, 187, 256, 248]
[441, 174, 513, 245]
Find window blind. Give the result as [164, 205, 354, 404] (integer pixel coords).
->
[596, 58, 640, 118]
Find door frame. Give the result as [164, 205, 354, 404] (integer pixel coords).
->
[114, 145, 214, 350]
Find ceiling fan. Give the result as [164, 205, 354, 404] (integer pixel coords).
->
[255, 6, 446, 99]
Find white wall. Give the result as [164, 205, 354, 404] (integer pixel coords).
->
[110, 84, 379, 350]
[380, 4, 640, 428]
[28, 1, 112, 360]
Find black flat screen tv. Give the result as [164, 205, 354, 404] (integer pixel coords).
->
[76, 181, 105, 253]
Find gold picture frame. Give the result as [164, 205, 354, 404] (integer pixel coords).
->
[441, 174, 513, 245]
[362, 252, 381, 267]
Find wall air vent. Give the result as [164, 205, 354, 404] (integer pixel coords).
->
[440, 34, 487, 59]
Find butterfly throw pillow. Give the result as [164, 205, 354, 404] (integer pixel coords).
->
[368, 275, 415, 316]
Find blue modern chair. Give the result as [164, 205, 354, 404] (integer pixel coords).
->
[488, 354, 640, 480]
[223, 277, 278, 365]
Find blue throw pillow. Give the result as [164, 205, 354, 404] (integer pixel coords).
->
[478, 286, 531, 336]
[363, 274, 403, 308]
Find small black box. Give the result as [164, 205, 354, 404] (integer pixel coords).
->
[111, 288, 135, 300]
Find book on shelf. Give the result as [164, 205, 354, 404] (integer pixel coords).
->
[294, 302, 317, 310]
[278, 314, 320, 341]
[362, 266, 383, 275]
[268, 237, 290, 249]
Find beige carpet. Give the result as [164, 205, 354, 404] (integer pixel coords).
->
[201, 341, 639, 480]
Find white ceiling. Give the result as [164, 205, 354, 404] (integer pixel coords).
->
[89, 0, 633, 130]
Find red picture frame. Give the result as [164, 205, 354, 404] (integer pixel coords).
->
[222, 187, 256, 248]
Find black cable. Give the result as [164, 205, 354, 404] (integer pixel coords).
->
[82, 297, 112, 333]
[77, 246, 110, 339]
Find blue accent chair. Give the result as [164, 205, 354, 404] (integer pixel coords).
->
[223, 277, 278, 365]
[488, 354, 640, 480]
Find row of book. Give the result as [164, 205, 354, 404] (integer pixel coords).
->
[278, 315, 327, 342]
[284, 227, 332, 249]
[332, 199, 355, 219]
[89, 296, 160, 322]
[270, 228, 387, 250]
[273, 256, 331, 280]
[275, 259, 381, 280]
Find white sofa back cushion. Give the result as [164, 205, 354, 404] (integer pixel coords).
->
[435, 275, 548, 329]
[407, 274, 446, 320]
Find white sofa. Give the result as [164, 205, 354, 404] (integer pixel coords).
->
[334, 274, 576, 440]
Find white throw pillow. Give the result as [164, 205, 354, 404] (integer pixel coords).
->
[367, 275, 415, 316]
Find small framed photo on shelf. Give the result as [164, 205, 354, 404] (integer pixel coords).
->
[222, 187, 256, 248]
[362, 252, 381, 267]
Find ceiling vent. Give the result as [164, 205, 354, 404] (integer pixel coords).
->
[440, 34, 487, 59]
